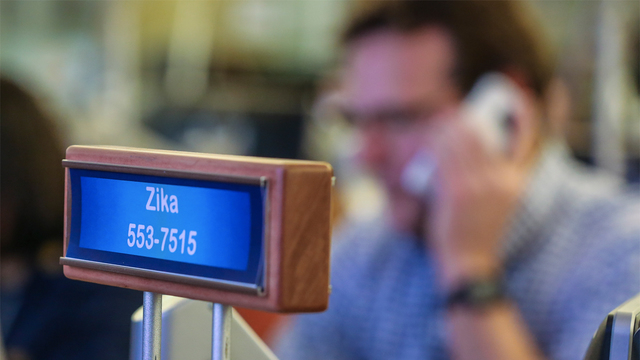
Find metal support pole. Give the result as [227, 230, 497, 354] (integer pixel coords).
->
[142, 292, 162, 360]
[212, 303, 232, 360]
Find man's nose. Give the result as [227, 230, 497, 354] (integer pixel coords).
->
[356, 122, 389, 171]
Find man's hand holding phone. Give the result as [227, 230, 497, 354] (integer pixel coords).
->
[425, 117, 525, 291]
[403, 73, 539, 290]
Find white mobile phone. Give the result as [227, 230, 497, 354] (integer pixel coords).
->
[400, 72, 522, 196]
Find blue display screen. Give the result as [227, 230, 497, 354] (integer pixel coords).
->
[66, 168, 265, 285]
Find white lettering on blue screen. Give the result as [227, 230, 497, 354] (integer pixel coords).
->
[145, 186, 179, 213]
[136, 186, 193, 254]
[77, 175, 253, 270]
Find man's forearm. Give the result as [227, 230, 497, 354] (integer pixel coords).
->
[447, 301, 546, 360]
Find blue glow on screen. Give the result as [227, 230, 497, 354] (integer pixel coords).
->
[78, 176, 252, 271]
[66, 169, 265, 284]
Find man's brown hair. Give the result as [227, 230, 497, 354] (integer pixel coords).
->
[342, 1, 554, 99]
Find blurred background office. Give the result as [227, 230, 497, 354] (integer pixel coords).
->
[1, 0, 638, 354]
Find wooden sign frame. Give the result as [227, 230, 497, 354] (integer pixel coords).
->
[61, 145, 333, 313]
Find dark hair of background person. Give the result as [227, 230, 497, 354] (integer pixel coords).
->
[1, 76, 143, 360]
[1, 77, 65, 260]
[342, 0, 554, 100]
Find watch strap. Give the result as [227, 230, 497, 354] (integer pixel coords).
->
[446, 276, 507, 310]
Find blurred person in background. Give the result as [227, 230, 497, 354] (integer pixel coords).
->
[276, 2, 640, 360]
[1, 77, 141, 360]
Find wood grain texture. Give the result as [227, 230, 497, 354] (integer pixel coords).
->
[280, 167, 332, 312]
[62, 145, 332, 313]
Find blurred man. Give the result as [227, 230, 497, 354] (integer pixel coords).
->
[276, 2, 640, 360]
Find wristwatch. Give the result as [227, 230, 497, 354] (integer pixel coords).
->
[446, 276, 507, 310]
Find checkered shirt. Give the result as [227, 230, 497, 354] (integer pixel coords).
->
[275, 142, 640, 360]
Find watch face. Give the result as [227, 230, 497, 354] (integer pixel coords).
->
[447, 278, 505, 309]
[470, 282, 501, 302]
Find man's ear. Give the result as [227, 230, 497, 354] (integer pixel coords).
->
[544, 77, 571, 139]
[503, 71, 544, 167]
